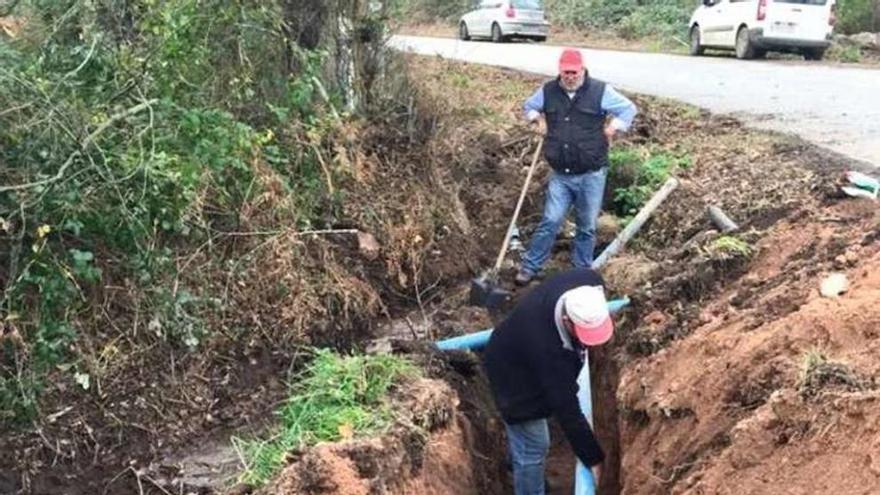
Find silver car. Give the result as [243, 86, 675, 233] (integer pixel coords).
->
[459, 0, 550, 43]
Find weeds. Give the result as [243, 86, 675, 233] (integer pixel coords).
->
[608, 147, 691, 219]
[827, 43, 863, 63]
[798, 349, 870, 399]
[233, 350, 418, 487]
[704, 235, 753, 260]
[0, 0, 393, 427]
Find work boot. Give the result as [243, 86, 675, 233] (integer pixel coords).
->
[514, 269, 534, 286]
[508, 225, 524, 252]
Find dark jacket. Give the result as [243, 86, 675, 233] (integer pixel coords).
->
[483, 268, 605, 467]
[542, 76, 609, 175]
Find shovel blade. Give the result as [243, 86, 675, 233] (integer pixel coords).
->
[469, 276, 512, 309]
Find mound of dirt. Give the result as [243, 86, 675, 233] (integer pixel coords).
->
[616, 197, 880, 494]
[261, 350, 508, 495]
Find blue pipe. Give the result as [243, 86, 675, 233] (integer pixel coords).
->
[436, 297, 630, 351]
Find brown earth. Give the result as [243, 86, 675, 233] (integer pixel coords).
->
[616, 198, 880, 495]
[253, 57, 879, 495]
[261, 374, 506, 495]
[3, 52, 879, 495]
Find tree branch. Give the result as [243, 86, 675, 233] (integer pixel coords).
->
[0, 98, 158, 194]
[0, 0, 21, 18]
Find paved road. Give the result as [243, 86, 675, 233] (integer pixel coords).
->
[390, 35, 880, 168]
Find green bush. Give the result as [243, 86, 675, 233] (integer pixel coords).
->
[607, 147, 691, 218]
[545, 0, 639, 29]
[835, 0, 878, 34]
[616, 3, 692, 41]
[391, 0, 474, 22]
[0, 0, 339, 426]
[827, 42, 863, 62]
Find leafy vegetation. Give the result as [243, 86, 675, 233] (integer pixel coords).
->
[607, 147, 691, 219]
[835, 0, 878, 34]
[232, 350, 418, 487]
[0, 0, 393, 427]
[827, 42, 863, 63]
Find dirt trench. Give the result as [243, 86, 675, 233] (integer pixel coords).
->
[282, 164, 880, 495]
[249, 89, 880, 495]
[6, 57, 880, 495]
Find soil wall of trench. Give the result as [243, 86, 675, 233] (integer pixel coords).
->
[11, 56, 878, 495]
[264, 117, 880, 494]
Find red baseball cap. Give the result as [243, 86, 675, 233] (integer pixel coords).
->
[563, 286, 614, 347]
[559, 48, 584, 73]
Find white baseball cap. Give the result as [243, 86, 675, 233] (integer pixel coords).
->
[562, 286, 614, 347]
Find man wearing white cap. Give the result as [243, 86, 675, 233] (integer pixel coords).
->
[484, 267, 613, 495]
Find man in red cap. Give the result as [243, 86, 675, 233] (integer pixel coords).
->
[483, 267, 613, 494]
[516, 48, 637, 285]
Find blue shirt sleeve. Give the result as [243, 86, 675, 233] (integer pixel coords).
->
[523, 87, 544, 120]
[601, 85, 637, 132]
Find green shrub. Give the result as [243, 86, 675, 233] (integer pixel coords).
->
[545, 0, 639, 29]
[608, 147, 690, 219]
[616, 3, 691, 41]
[835, 0, 878, 35]
[827, 43, 863, 63]
[0, 0, 338, 427]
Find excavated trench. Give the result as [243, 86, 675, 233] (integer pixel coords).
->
[254, 98, 880, 494]
[10, 56, 880, 495]
[183, 91, 880, 494]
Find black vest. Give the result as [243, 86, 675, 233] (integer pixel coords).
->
[542, 77, 608, 174]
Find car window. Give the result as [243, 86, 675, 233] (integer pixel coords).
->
[773, 0, 827, 3]
[512, 0, 543, 8]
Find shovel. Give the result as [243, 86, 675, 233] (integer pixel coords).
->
[469, 139, 544, 309]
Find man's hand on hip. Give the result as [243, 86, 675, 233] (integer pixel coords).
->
[529, 117, 547, 136]
[591, 464, 602, 487]
[603, 124, 616, 142]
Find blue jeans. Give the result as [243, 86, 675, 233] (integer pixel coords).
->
[521, 168, 607, 275]
[505, 418, 550, 495]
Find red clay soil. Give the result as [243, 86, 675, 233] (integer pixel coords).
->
[260, 372, 509, 495]
[616, 197, 880, 495]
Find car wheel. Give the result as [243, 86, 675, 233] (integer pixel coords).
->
[459, 22, 470, 41]
[689, 25, 704, 56]
[735, 26, 756, 60]
[804, 47, 826, 61]
[533, 35, 547, 43]
[491, 23, 504, 43]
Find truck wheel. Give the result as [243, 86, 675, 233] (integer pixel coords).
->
[459, 22, 470, 41]
[804, 47, 826, 61]
[491, 23, 505, 43]
[735, 26, 756, 60]
[689, 25, 704, 56]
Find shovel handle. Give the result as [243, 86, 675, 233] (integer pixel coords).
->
[493, 139, 544, 273]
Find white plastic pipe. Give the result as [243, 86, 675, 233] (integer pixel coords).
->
[575, 355, 597, 495]
[593, 177, 680, 270]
